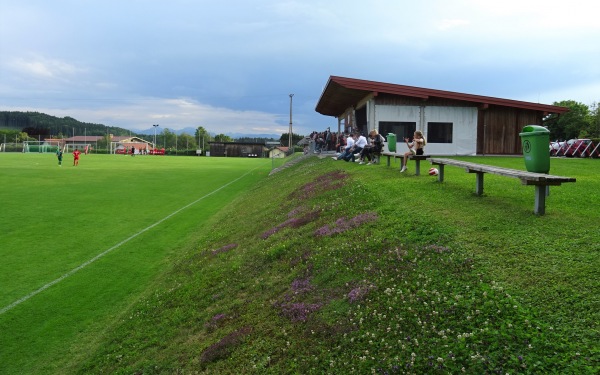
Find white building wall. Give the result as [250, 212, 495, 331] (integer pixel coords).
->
[376, 105, 421, 123]
[424, 107, 478, 155]
[374, 104, 477, 155]
[374, 105, 422, 153]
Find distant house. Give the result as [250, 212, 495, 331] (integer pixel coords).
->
[315, 76, 569, 155]
[108, 136, 153, 154]
[269, 147, 289, 159]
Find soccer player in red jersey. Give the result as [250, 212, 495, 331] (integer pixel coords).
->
[73, 149, 81, 166]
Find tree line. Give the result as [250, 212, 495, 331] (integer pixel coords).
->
[0, 111, 130, 138]
[544, 100, 600, 141]
[0, 111, 299, 152]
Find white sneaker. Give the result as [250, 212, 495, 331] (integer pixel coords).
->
[367, 162, 372, 165]
[400, 166, 407, 173]
[358, 161, 364, 165]
[331, 156, 337, 160]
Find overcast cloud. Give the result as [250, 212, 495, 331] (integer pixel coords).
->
[1, 0, 599, 136]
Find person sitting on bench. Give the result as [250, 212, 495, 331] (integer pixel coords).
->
[343, 132, 367, 162]
[333, 133, 356, 160]
[359, 129, 386, 165]
[401, 130, 426, 173]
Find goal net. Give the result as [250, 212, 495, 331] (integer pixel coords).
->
[23, 141, 61, 153]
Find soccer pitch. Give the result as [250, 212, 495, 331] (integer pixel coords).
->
[0, 153, 273, 373]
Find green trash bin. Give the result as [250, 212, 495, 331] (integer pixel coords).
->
[519, 125, 550, 173]
[386, 133, 397, 152]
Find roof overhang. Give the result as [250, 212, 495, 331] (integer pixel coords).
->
[315, 76, 569, 117]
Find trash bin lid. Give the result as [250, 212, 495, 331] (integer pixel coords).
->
[520, 125, 549, 134]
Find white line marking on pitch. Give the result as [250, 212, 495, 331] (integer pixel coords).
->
[0, 168, 260, 315]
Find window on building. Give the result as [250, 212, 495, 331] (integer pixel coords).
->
[378, 122, 416, 139]
[427, 122, 453, 143]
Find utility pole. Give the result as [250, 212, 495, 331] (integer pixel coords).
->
[289, 94, 294, 154]
[153, 124, 159, 149]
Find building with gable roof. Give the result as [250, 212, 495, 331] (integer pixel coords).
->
[315, 76, 568, 155]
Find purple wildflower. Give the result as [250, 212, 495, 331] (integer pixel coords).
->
[199, 326, 252, 364]
[423, 244, 451, 253]
[290, 278, 313, 294]
[211, 243, 238, 255]
[277, 302, 322, 322]
[262, 210, 320, 239]
[204, 313, 228, 331]
[211, 313, 226, 322]
[347, 283, 376, 303]
[314, 212, 378, 237]
[289, 171, 349, 200]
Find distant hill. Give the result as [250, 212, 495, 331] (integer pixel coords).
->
[0, 111, 134, 137]
[1, 111, 281, 140]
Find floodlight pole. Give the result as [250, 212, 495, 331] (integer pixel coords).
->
[153, 124, 159, 149]
[289, 94, 294, 154]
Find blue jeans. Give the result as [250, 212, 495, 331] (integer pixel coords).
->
[343, 147, 363, 162]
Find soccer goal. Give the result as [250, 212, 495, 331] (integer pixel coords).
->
[23, 141, 60, 153]
[1, 143, 24, 152]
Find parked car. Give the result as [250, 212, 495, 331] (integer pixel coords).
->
[564, 139, 595, 157]
[550, 139, 575, 156]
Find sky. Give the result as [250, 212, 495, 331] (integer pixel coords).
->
[1, 0, 599, 137]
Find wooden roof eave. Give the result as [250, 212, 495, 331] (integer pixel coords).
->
[317, 76, 569, 117]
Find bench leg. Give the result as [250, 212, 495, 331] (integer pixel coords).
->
[437, 165, 444, 182]
[534, 185, 546, 215]
[415, 159, 421, 176]
[386, 155, 391, 167]
[475, 172, 484, 196]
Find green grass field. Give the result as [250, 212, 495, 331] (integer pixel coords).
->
[0, 153, 278, 374]
[1, 153, 598, 374]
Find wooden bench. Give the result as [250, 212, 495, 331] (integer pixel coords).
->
[428, 158, 576, 215]
[381, 152, 429, 175]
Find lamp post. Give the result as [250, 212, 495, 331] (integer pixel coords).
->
[153, 124, 159, 149]
[288, 94, 294, 154]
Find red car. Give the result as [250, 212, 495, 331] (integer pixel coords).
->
[563, 139, 597, 157]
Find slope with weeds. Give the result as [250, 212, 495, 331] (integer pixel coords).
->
[74, 156, 599, 374]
